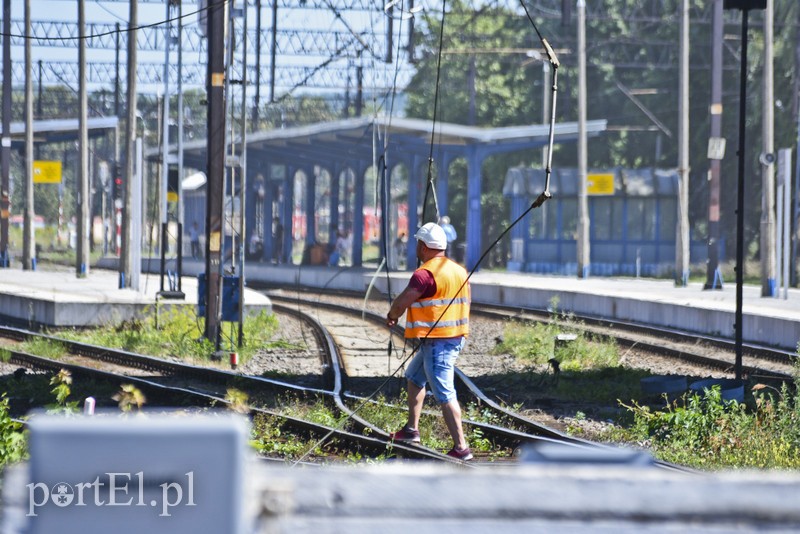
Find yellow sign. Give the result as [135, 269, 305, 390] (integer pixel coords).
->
[167, 191, 179, 203]
[33, 160, 63, 184]
[587, 173, 615, 195]
[209, 231, 221, 252]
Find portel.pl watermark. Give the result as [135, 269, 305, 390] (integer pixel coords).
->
[27, 471, 196, 518]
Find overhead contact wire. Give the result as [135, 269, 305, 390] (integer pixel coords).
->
[298, 0, 563, 465]
[420, 0, 448, 225]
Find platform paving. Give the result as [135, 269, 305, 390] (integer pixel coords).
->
[0, 266, 270, 327]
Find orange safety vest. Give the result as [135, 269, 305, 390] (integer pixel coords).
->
[404, 256, 470, 339]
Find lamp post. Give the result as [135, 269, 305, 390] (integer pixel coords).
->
[724, 0, 766, 381]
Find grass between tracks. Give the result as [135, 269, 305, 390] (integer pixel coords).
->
[4, 299, 800, 469]
[493, 302, 800, 469]
[52, 306, 300, 364]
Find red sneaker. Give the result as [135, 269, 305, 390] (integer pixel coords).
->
[389, 426, 420, 443]
[446, 446, 473, 461]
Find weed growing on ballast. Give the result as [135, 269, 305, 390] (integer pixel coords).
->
[614, 383, 800, 469]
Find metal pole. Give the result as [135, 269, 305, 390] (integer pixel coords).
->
[760, 0, 776, 297]
[253, 0, 261, 127]
[205, 0, 226, 347]
[676, 0, 690, 287]
[794, 3, 800, 288]
[542, 62, 551, 168]
[23, 0, 34, 270]
[576, 0, 590, 278]
[114, 22, 120, 118]
[238, 1, 248, 348]
[160, 1, 171, 293]
[177, 0, 184, 292]
[781, 149, 791, 298]
[36, 60, 41, 118]
[269, 0, 278, 103]
[1, 0, 12, 267]
[122, 0, 139, 289]
[705, 0, 724, 290]
[734, 9, 750, 381]
[777, 170, 783, 294]
[77, 0, 89, 277]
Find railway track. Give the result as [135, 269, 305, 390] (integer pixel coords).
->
[0, 290, 733, 470]
[266, 294, 699, 470]
[265, 288, 796, 380]
[0, 323, 445, 463]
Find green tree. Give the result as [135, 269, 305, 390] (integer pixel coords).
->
[405, 0, 542, 262]
[404, 0, 800, 270]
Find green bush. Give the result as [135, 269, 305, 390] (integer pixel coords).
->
[619, 384, 800, 469]
[57, 307, 286, 363]
[0, 396, 27, 468]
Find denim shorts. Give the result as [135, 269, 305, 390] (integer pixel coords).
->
[405, 337, 466, 404]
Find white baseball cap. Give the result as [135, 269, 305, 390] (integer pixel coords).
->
[414, 222, 447, 250]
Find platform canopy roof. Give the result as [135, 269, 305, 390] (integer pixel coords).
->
[7, 117, 118, 148]
[173, 116, 607, 170]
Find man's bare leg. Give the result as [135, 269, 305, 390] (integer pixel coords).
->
[441, 400, 467, 450]
[406, 380, 425, 430]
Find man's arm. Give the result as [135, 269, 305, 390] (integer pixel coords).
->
[386, 285, 423, 327]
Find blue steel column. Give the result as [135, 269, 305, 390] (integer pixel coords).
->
[283, 165, 295, 264]
[352, 161, 366, 267]
[245, 167, 257, 259]
[465, 146, 483, 270]
[329, 163, 341, 244]
[262, 174, 273, 262]
[508, 196, 528, 272]
[342, 167, 353, 234]
[304, 166, 316, 245]
[437, 152, 453, 217]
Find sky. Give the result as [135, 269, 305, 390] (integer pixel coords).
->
[8, 0, 417, 97]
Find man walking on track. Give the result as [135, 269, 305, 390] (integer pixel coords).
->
[385, 222, 473, 460]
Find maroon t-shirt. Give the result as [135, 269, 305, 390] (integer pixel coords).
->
[409, 268, 437, 298]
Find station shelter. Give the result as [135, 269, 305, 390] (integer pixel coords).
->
[176, 116, 607, 271]
[503, 166, 708, 276]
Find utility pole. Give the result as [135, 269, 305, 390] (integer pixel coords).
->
[205, 0, 226, 346]
[122, 0, 139, 289]
[576, 0, 590, 278]
[676, 0, 690, 287]
[760, 0, 776, 297]
[159, 0, 171, 295]
[22, 0, 34, 270]
[1, 0, 11, 268]
[705, 0, 724, 290]
[77, 0, 90, 277]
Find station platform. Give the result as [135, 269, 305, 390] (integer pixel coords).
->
[2, 258, 798, 351]
[0, 264, 271, 328]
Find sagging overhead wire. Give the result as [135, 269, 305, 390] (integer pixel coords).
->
[420, 0, 448, 225]
[292, 0, 562, 466]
